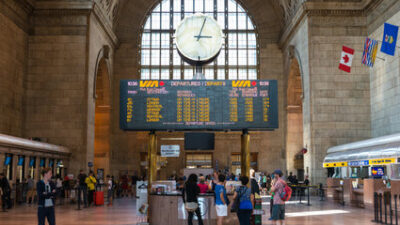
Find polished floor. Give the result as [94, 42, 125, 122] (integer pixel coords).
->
[0, 196, 378, 225]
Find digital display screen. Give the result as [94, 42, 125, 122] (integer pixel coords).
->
[120, 80, 278, 131]
[184, 133, 215, 150]
[17, 157, 24, 166]
[4, 156, 12, 166]
[40, 158, 45, 167]
[371, 167, 385, 177]
[29, 158, 36, 167]
[48, 159, 54, 168]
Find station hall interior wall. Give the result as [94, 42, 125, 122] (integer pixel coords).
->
[368, 1, 400, 137]
[111, 0, 287, 178]
[0, 1, 28, 137]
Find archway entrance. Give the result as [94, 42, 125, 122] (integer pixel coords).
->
[94, 58, 111, 176]
[286, 58, 304, 180]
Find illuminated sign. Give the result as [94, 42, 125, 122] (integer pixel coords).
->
[369, 158, 396, 165]
[348, 160, 369, 167]
[323, 162, 348, 168]
[161, 145, 180, 157]
[120, 80, 278, 131]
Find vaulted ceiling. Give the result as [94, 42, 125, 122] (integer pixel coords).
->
[114, 0, 285, 44]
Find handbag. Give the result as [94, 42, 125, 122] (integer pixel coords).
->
[230, 186, 243, 213]
[185, 202, 199, 212]
[184, 187, 198, 212]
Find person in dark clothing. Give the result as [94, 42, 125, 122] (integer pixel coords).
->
[183, 174, 204, 225]
[131, 172, 139, 197]
[77, 170, 88, 207]
[250, 170, 260, 195]
[37, 168, 56, 225]
[0, 173, 12, 212]
[230, 176, 254, 225]
[287, 172, 294, 184]
[304, 176, 310, 186]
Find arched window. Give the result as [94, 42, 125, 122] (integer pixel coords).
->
[139, 0, 259, 80]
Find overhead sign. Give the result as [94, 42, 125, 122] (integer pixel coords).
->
[369, 158, 396, 165]
[323, 162, 348, 168]
[348, 160, 369, 167]
[88, 162, 93, 167]
[161, 145, 180, 157]
[120, 80, 278, 131]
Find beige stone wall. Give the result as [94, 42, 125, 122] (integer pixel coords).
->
[368, 3, 400, 137]
[309, 15, 371, 184]
[286, 18, 311, 178]
[285, 13, 373, 184]
[0, 11, 27, 136]
[24, 12, 89, 173]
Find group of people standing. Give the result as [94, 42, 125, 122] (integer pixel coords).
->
[182, 169, 287, 225]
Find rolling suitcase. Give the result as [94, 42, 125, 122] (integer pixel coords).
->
[94, 191, 104, 206]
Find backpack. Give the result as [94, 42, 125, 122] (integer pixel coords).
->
[280, 181, 292, 202]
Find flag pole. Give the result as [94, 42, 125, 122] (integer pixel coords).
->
[376, 39, 400, 49]
[375, 56, 386, 61]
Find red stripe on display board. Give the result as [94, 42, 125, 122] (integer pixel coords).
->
[342, 46, 354, 55]
[339, 63, 351, 73]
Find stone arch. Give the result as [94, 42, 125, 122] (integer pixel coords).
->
[286, 47, 304, 180]
[93, 45, 112, 100]
[94, 46, 112, 175]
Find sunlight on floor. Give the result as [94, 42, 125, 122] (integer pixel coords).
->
[286, 210, 350, 217]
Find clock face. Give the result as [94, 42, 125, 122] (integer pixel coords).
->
[175, 13, 224, 62]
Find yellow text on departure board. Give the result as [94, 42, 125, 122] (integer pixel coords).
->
[245, 98, 254, 122]
[146, 98, 163, 122]
[177, 97, 183, 122]
[229, 98, 238, 122]
[127, 98, 133, 122]
[263, 97, 270, 122]
[198, 98, 210, 122]
[177, 97, 210, 122]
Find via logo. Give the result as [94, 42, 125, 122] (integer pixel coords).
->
[139, 80, 164, 87]
[232, 80, 257, 87]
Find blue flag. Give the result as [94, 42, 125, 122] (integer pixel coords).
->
[381, 23, 399, 56]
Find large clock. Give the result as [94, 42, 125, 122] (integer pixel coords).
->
[175, 13, 224, 65]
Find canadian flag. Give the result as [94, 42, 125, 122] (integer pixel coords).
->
[338, 46, 354, 73]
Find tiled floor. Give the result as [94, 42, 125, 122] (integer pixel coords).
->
[0, 197, 380, 225]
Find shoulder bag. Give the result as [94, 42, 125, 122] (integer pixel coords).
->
[184, 187, 198, 212]
[230, 186, 243, 213]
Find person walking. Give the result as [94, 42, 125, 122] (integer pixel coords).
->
[77, 170, 88, 208]
[37, 168, 56, 225]
[106, 175, 113, 206]
[183, 174, 204, 225]
[85, 171, 97, 206]
[214, 174, 228, 225]
[271, 170, 286, 225]
[0, 173, 11, 212]
[230, 176, 254, 225]
[26, 175, 35, 204]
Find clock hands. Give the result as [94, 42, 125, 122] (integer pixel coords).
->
[195, 17, 207, 41]
[193, 35, 212, 39]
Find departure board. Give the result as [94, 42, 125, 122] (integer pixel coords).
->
[120, 80, 278, 131]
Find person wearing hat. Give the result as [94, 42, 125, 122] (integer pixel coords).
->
[270, 169, 286, 225]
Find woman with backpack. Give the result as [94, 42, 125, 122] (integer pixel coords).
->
[230, 176, 254, 225]
[183, 174, 204, 225]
